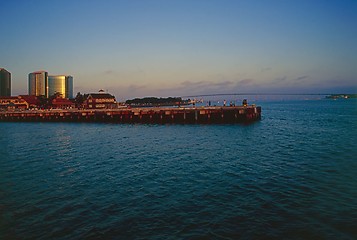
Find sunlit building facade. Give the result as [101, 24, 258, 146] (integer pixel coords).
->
[85, 91, 116, 109]
[28, 71, 73, 99]
[28, 71, 48, 97]
[0, 68, 11, 97]
[48, 75, 73, 99]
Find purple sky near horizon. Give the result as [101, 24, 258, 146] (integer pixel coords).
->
[1, 0, 356, 100]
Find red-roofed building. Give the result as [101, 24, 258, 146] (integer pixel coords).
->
[19, 95, 41, 109]
[0, 96, 29, 110]
[85, 91, 116, 109]
[51, 97, 75, 109]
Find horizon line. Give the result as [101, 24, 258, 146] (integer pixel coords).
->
[180, 93, 354, 98]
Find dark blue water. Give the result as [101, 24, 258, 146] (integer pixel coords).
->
[1, 99, 356, 239]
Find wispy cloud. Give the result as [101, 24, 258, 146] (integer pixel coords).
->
[180, 80, 209, 88]
[273, 76, 287, 83]
[213, 81, 234, 87]
[260, 67, 272, 73]
[154, 78, 259, 97]
[127, 84, 147, 92]
[293, 75, 308, 81]
[237, 79, 255, 86]
[104, 70, 114, 75]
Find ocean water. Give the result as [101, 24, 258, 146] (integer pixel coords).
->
[0, 99, 356, 239]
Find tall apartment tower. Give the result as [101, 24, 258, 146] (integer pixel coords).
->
[0, 68, 11, 96]
[48, 75, 73, 99]
[28, 71, 48, 97]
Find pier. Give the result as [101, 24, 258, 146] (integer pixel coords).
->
[0, 105, 261, 124]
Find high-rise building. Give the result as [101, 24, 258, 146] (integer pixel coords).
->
[28, 71, 48, 97]
[29, 71, 74, 99]
[0, 68, 11, 96]
[48, 75, 73, 99]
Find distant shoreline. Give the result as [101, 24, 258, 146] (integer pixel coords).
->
[326, 94, 357, 99]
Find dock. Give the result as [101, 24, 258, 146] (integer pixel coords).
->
[0, 105, 261, 124]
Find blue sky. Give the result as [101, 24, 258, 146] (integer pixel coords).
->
[1, 0, 356, 100]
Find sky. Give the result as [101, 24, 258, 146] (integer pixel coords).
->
[1, 0, 356, 100]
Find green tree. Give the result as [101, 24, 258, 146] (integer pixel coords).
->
[75, 92, 85, 108]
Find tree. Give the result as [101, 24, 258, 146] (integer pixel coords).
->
[74, 92, 85, 108]
[37, 95, 48, 109]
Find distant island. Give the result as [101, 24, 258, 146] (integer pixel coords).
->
[326, 94, 357, 99]
[125, 97, 191, 107]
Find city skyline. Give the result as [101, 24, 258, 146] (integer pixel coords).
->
[28, 71, 73, 99]
[1, 0, 356, 100]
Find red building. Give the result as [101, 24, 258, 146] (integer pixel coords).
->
[51, 97, 75, 109]
[0, 96, 29, 110]
[85, 92, 116, 109]
[19, 95, 41, 109]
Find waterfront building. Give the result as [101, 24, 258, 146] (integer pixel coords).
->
[28, 71, 48, 97]
[0, 96, 29, 110]
[50, 97, 75, 109]
[0, 68, 11, 96]
[19, 95, 41, 109]
[48, 75, 73, 99]
[85, 91, 116, 109]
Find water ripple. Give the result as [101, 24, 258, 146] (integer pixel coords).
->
[1, 100, 357, 239]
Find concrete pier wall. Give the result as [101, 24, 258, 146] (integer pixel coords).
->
[0, 106, 261, 124]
